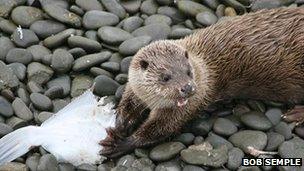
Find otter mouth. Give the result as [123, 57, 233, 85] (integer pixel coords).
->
[177, 98, 188, 107]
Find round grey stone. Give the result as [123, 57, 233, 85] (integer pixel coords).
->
[177, 0, 213, 17]
[30, 20, 66, 39]
[94, 75, 120, 96]
[17, 87, 30, 105]
[101, 62, 120, 73]
[132, 23, 171, 41]
[115, 74, 128, 84]
[265, 132, 285, 151]
[228, 130, 267, 154]
[155, 161, 181, 171]
[51, 49, 74, 73]
[43, 4, 81, 28]
[90, 67, 114, 78]
[144, 14, 172, 26]
[140, 0, 158, 15]
[0, 61, 19, 90]
[205, 132, 233, 149]
[174, 133, 195, 146]
[183, 165, 205, 171]
[120, 56, 133, 73]
[12, 29, 39, 48]
[68, 47, 87, 58]
[191, 117, 215, 136]
[26, 154, 40, 171]
[0, 19, 17, 34]
[157, 7, 186, 24]
[101, 0, 126, 19]
[274, 121, 293, 140]
[47, 75, 71, 96]
[84, 30, 98, 41]
[98, 26, 133, 45]
[0, 96, 13, 117]
[241, 111, 272, 131]
[68, 36, 101, 53]
[11, 6, 43, 27]
[279, 137, 304, 159]
[44, 86, 64, 99]
[6, 48, 33, 65]
[73, 51, 112, 72]
[43, 29, 76, 49]
[71, 75, 93, 98]
[119, 36, 151, 56]
[120, 0, 141, 14]
[122, 16, 144, 33]
[82, 10, 119, 30]
[75, 0, 103, 11]
[27, 81, 44, 93]
[0, 37, 15, 61]
[156, 0, 174, 5]
[117, 155, 136, 167]
[115, 85, 125, 99]
[227, 147, 244, 170]
[30, 92, 53, 111]
[196, 11, 218, 26]
[27, 45, 51, 62]
[70, 5, 84, 16]
[265, 108, 282, 125]
[52, 99, 70, 113]
[0, 122, 13, 136]
[6, 116, 27, 130]
[37, 154, 59, 171]
[169, 28, 193, 39]
[7, 63, 26, 81]
[134, 148, 149, 158]
[27, 62, 54, 84]
[213, 118, 237, 136]
[202, 0, 220, 9]
[150, 142, 186, 162]
[12, 97, 33, 121]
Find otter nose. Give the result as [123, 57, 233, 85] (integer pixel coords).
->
[179, 83, 196, 98]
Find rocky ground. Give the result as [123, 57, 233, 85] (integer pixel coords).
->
[0, 0, 304, 170]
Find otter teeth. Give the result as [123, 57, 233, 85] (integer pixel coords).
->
[177, 98, 188, 107]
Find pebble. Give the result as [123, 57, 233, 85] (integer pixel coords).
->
[131, 158, 155, 170]
[82, 10, 119, 30]
[216, 4, 226, 18]
[71, 75, 93, 97]
[123, 16, 144, 33]
[0, 37, 15, 61]
[132, 23, 171, 41]
[120, 0, 141, 14]
[205, 132, 233, 149]
[0, 162, 28, 171]
[140, 0, 159, 15]
[77, 163, 97, 171]
[94, 75, 120, 96]
[12, 29, 39, 48]
[117, 155, 136, 167]
[279, 137, 304, 159]
[228, 130, 267, 154]
[68, 47, 87, 59]
[75, 0, 103, 11]
[43, 29, 76, 49]
[213, 118, 237, 136]
[115, 74, 128, 84]
[196, 11, 218, 26]
[247, 100, 266, 112]
[177, 0, 213, 17]
[295, 126, 304, 138]
[193, 136, 204, 145]
[274, 121, 293, 140]
[27, 81, 44, 93]
[43, 4, 81, 28]
[169, 28, 193, 39]
[0, 61, 19, 90]
[70, 5, 84, 16]
[47, 75, 71, 96]
[52, 99, 69, 113]
[30, 92, 53, 111]
[90, 67, 114, 78]
[73, 51, 111, 72]
[183, 165, 206, 171]
[0, 96, 14, 117]
[17, 87, 30, 105]
[120, 56, 133, 73]
[144, 14, 172, 26]
[134, 148, 149, 158]
[30, 20, 66, 39]
[181, 143, 228, 167]
[12, 97, 33, 121]
[7, 63, 27, 81]
[158, 7, 185, 24]
[265, 132, 285, 151]
[51, 49, 74, 73]
[265, 108, 282, 125]
[37, 154, 59, 171]
[0, 122, 13, 136]
[119, 36, 151, 56]
[191, 117, 214, 136]
[6, 48, 33, 65]
[155, 160, 181, 171]
[174, 133, 195, 146]
[44, 86, 64, 99]
[227, 147, 244, 170]
[101, 62, 120, 73]
[203, 0, 220, 10]
[27, 45, 51, 62]
[240, 111, 272, 131]
[58, 163, 75, 171]
[6, 116, 27, 130]
[98, 26, 133, 45]
[101, 0, 126, 19]
[26, 154, 40, 171]
[37, 111, 53, 123]
[27, 62, 54, 84]
[68, 36, 101, 53]
[11, 6, 43, 27]
[149, 142, 186, 162]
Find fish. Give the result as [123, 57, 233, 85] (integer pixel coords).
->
[0, 90, 116, 166]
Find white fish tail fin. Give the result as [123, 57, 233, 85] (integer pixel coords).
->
[0, 126, 43, 165]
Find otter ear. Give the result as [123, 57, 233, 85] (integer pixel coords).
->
[185, 51, 189, 59]
[139, 60, 149, 70]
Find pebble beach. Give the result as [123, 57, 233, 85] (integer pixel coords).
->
[0, 0, 304, 170]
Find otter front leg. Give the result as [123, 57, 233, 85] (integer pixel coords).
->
[102, 108, 191, 158]
[283, 105, 304, 125]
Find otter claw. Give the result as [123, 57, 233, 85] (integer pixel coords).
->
[282, 105, 304, 126]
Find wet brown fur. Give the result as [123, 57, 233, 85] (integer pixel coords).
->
[101, 7, 304, 157]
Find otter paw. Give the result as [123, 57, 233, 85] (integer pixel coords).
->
[282, 105, 304, 126]
[100, 136, 135, 158]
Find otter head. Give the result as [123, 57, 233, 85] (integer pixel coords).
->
[129, 40, 197, 109]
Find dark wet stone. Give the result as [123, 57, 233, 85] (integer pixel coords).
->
[247, 100, 266, 113]
[0, 19, 17, 34]
[265, 108, 282, 126]
[117, 155, 136, 167]
[265, 132, 285, 151]
[30, 20, 66, 39]
[37, 154, 59, 171]
[12, 97, 33, 121]
[27, 62, 54, 84]
[174, 133, 195, 146]
[196, 11, 218, 26]
[0, 37, 15, 61]
[227, 147, 244, 170]
[169, 28, 193, 39]
[30, 92, 53, 111]
[68, 36, 102, 53]
[101, 0, 126, 19]
[0, 61, 19, 91]
[27, 81, 44, 93]
[11, 6, 43, 27]
[120, 56, 133, 73]
[177, 0, 213, 17]
[44, 86, 64, 99]
[150, 142, 186, 162]
[7, 63, 26, 81]
[90, 67, 114, 78]
[51, 49, 74, 73]
[115, 74, 128, 84]
[132, 23, 171, 41]
[12, 29, 39, 48]
[73, 51, 111, 72]
[119, 36, 151, 56]
[213, 118, 237, 136]
[274, 121, 293, 140]
[144, 14, 172, 26]
[140, 0, 158, 15]
[6, 48, 33, 65]
[241, 111, 272, 131]
[94, 75, 120, 96]
[83, 10, 119, 30]
[6, 116, 27, 130]
[279, 137, 304, 159]
[121, 0, 141, 14]
[47, 75, 71, 96]
[205, 132, 233, 150]
[122, 16, 144, 33]
[75, 0, 103, 11]
[0, 122, 13, 136]
[155, 160, 181, 171]
[43, 29, 76, 49]
[183, 165, 206, 171]
[71, 75, 93, 97]
[98, 26, 133, 45]
[27, 45, 51, 62]
[77, 163, 97, 171]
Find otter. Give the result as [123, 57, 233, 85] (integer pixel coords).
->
[101, 7, 304, 157]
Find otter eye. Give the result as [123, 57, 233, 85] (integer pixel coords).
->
[185, 51, 189, 59]
[161, 74, 171, 82]
[187, 69, 192, 78]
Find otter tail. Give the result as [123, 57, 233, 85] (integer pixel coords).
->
[0, 126, 44, 165]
